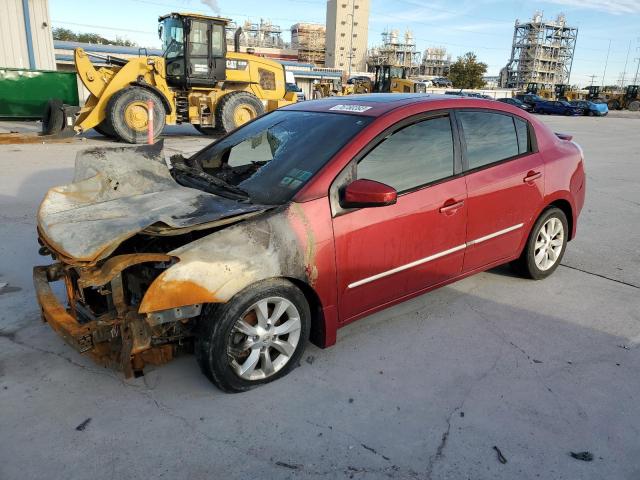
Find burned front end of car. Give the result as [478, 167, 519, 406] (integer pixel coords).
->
[32, 142, 270, 377]
[34, 247, 193, 377]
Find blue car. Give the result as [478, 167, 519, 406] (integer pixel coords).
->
[534, 100, 584, 116]
[569, 100, 608, 117]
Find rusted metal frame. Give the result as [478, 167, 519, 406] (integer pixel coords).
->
[77, 253, 175, 288]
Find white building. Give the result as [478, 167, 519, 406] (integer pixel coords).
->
[325, 0, 370, 74]
[0, 0, 56, 70]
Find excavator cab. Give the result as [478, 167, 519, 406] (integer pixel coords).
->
[625, 85, 639, 100]
[159, 13, 228, 88]
[554, 84, 568, 100]
[373, 66, 413, 93]
[587, 85, 601, 100]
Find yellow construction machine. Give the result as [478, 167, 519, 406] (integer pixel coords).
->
[600, 85, 640, 111]
[69, 13, 296, 143]
[372, 65, 426, 93]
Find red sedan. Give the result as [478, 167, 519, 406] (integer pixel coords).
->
[34, 94, 586, 392]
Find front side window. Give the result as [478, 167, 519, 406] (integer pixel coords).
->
[162, 18, 184, 60]
[211, 25, 224, 56]
[458, 111, 519, 170]
[189, 111, 371, 205]
[357, 115, 455, 193]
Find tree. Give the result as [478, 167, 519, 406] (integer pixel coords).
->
[448, 52, 487, 89]
[52, 27, 137, 47]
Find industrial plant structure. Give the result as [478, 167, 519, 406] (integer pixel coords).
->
[367, 29, 421, 75]
[226, 19, 286, 49]
[421, 47, 451, 77]
[291, 23, 326, 66]
[502, 12, 578, 89]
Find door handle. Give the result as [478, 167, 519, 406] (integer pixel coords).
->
[523, 171, 542, 183]
[439, 200, 465, 214]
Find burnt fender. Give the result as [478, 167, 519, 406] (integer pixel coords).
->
[139, 210, 308, 313]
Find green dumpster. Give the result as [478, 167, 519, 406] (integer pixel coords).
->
[0, 68, 80, 120]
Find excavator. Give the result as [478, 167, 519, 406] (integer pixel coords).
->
[46, 13, 296, 143]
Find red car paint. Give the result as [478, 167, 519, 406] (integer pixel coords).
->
[287, 95, 585, 347]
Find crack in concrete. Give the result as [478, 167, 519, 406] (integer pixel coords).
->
[424, 348, 502, 479]
[560, 264, 639, 289]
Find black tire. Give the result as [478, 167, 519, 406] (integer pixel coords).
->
[588, 110, 594, 117]
[107, 86, 166, 144]
[628, 100, 640, 112]
[42, 99, 64, 135]
[93, 119, 117, 138]
[194, 125, 220, 136]
[608, 99, 620, 110]
[511, 207, 568, 280]
[195, 279, 310, 393]
[215, 91, 265, 134]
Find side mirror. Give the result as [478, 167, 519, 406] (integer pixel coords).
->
[340, 179, 397, 209]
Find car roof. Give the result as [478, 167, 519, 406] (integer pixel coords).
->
[282, 94, 511, 118]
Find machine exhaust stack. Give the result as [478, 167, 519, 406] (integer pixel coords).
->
[234, 27, 243, 53]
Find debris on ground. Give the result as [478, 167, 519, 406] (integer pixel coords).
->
[618, 344, 631, 350]
[533, 359, 543, 363]
[305, 355, 315, 365]
[570, 451, 594, 462]
[0, 282, 7, 291]
[75, 418, 92, 431]
[348, 398, 354, 403]
[493, 446, 508, 464]
[460, 411, 465, 418]
[275, 461, 302, 470]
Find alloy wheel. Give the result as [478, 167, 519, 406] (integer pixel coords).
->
[534, 217, 565, 271]
[227, 297, 302, 381]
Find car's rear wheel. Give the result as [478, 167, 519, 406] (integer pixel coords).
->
[512, 207, 568, 280]
[195, 279, 310, 392]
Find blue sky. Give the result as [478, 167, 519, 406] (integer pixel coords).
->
[51, 0, 640, 86]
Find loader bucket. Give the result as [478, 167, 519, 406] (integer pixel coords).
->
[41, 99, 80, 137]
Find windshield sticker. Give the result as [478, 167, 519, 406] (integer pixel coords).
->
[280, 169, 313, 189]
[329, 104, 373, 113]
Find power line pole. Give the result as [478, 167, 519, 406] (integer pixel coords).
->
[588, 74, 598, 86]
[601, 39, 611, 87]
[621, 39, 632, 87]
[634, 39, 640, 85]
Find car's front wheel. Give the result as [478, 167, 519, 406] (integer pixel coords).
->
[195, 279, 310, 392]
[512, 207, 568, 280]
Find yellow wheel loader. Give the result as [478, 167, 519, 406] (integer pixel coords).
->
[68, 13, 296, 143]
[372, 65, 426, 94]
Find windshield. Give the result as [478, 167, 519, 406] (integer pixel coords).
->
[188, 111, 372, 205]
[161, 18, 184, 59]
[390, 67, 405, 78]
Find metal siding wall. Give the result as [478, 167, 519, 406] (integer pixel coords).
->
[0, 0, 29, 69]
[29, 0, 56, 70]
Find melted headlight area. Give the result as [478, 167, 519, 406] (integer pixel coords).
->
[53, 253, 203, 378]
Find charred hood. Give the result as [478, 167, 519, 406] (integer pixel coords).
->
[37, 141, 270, 263]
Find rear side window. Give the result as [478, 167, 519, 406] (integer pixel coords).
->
[458, 111, 519, 169]
[357, 115, 454, 192]
[514, 117, 530, 154]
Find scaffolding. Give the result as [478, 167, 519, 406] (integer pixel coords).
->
[291, 23, 326, 66]
[367, 29, 421, 74]
[503, 12, 578, 89]
[421, 47, 451, 77]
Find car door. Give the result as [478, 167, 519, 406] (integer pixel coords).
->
[456, 110, 544, 272]
[331, 112, 467, 322]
